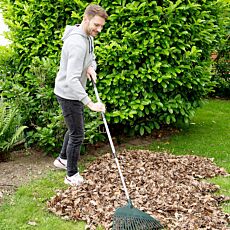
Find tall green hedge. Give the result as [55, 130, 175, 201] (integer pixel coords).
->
[0, 0, 228, 152]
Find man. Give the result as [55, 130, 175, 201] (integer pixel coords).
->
[53, 4, 108, 186]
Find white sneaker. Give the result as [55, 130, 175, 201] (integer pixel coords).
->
[64, 173, 84, 186]
[53, 157, 67, 170]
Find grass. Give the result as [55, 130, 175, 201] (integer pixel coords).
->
[0, 171, 86, 230]
[0, 99, 229, 229]
[149, 99, 230, 171]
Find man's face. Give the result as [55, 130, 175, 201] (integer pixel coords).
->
[85, 15, 105, 37]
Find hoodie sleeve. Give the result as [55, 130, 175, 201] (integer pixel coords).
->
[65, 35, 91, 105]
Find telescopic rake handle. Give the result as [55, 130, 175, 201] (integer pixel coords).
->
[91, 77, 131, 202]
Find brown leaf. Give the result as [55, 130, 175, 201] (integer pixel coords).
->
[47, 150, 229, 229]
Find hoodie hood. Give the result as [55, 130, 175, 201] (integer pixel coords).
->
[62, 25, 87, 41]
[61, 25, 93, 54]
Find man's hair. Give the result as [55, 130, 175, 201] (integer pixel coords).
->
[84, 4, 108, 20]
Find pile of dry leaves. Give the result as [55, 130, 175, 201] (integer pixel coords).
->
[47, 150, 230, 229]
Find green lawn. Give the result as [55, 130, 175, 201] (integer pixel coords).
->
[0, 99, 229, 229]
[149, 99, 230, 172]
[0, 171, 86, 230]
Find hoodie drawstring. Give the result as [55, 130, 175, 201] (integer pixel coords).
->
[88, 37, 93, 54]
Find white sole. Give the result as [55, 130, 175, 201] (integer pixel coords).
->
[53, 161, 67, 170]
[64, 176, 84, 186]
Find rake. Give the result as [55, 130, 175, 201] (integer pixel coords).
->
[91, 77, 163, 230]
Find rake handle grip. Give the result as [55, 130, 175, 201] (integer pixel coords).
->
[90, 76, 130, 202]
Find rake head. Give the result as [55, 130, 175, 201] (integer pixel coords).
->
[112, 202, 163, 230]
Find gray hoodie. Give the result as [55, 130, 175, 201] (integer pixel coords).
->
[54, 25, 96, 105]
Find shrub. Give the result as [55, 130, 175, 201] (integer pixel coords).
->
[95, 0, 228, 135]
[0, 0, 105, 152]
[0, 99, 27, 161]
[211, 35, 230, 98]
[0, 0, 228, 152]
[0, 45, 18, 94]
[209, 0, 229, 98]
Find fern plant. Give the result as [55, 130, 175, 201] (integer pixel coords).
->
[0, 99, 27, 158]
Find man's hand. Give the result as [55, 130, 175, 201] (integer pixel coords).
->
[87, 101, 105, 113]
[87, 66, 97, 83]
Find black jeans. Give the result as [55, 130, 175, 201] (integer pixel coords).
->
[56, 96, 84, 177]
